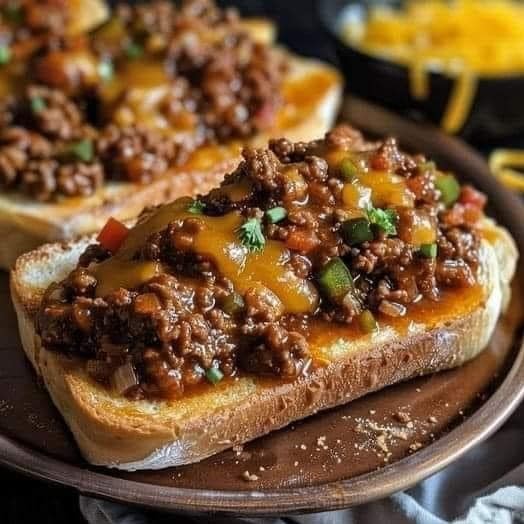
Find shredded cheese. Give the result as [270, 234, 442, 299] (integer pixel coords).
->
[409, 56, 430, 101]
[341, 0, 524, 134]
[489, 150, 524, 192]
[440, 66, 478, 134]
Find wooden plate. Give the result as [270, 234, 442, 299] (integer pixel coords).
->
[0, 97, 523, 516]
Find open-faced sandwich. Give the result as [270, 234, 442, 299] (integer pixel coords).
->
[0, 0, 342, 268]
[11, 125, 517, 470]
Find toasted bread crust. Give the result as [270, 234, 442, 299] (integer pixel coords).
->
[10, 220, 518, 470]
[0, 55, 342, 269]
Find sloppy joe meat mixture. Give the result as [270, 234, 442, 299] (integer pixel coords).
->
[37, 125, 488, 400]
[0, 0, 286, 200]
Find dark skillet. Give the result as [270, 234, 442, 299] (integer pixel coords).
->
[317, 0, 524, 145]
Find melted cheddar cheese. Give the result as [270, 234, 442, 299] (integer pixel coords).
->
[92, 198, 319, 314]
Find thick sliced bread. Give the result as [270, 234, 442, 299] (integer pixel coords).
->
[0, 53, 342, 269]
[10, 219, 518, 470]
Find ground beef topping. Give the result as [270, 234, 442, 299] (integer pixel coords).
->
[37, 125, 488, 400]
[96, 124, 180, 184]
[0, 0, 287, 200]
[0, 87, 104, 200]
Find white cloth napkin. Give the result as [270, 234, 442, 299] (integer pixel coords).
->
[80, 402, 524, 524]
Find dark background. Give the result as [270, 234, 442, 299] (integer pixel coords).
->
[217, 0, 335, 62]
[2, 2, 331, 523]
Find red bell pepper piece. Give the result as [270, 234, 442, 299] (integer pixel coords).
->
[97, 217, 129, 253]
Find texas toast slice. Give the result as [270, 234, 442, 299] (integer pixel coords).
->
[10, 218, 517, 470]
[10, 123, 518, 470]
[0, 52, 342, 268]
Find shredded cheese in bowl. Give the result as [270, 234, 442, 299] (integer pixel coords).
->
[341, 0, 524, 133]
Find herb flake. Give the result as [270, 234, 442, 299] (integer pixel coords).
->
[238, 217, 265, 252]
[187, 199, 205, 215]
[367, 207, 397, 236]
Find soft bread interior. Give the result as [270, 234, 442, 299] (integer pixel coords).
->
[10, 220, 518, 470]
[0, 52, 342, 268]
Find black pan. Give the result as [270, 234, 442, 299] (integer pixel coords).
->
[317, 0, 524, 145]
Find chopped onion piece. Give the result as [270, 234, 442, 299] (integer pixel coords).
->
[378, 299, 407, 318]
[112, 363, 138, 394]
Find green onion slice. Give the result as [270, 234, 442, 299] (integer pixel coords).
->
[266, 206, 287, 224]
[435, 174, 460, 207]
[341, 217, 374, 246]
[206, 367, 224, 385]
[419, 243, 438, 258]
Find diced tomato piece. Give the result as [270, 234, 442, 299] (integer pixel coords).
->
[458, 185, 487, 210]
[442, 202, 482, 227]
[285, 229, 320, 253]
[97, 217, 129, 253]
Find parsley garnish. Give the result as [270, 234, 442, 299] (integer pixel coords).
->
[238, 217, 265, 252]
[187, 199, 205, 214]
[367, 207, 397, 236]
